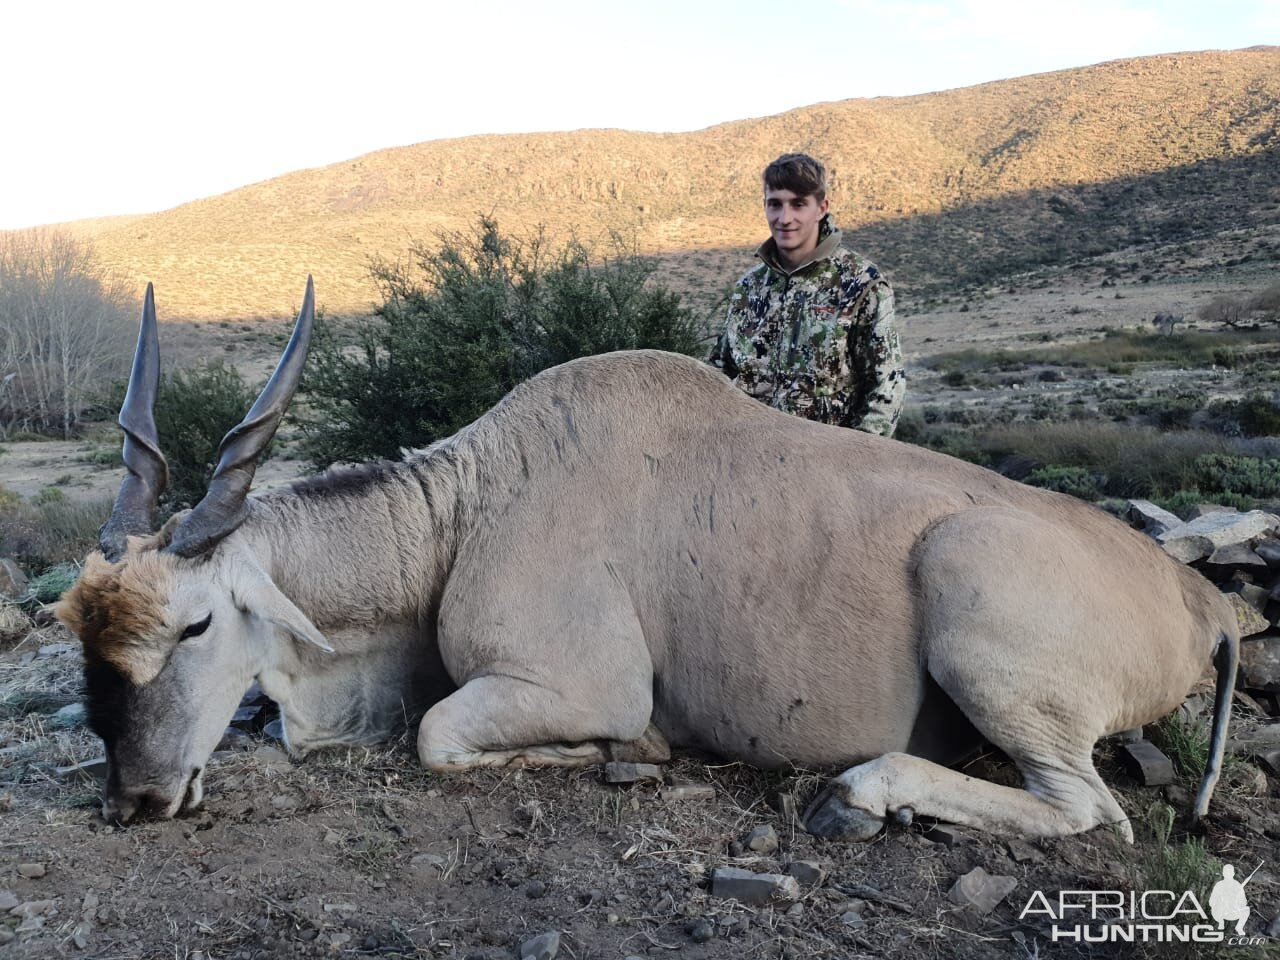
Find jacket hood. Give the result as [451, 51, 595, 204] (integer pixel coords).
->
[756, 214, 842, 276]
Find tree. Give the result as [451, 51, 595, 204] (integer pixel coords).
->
[0, 229, 133, 438]
[298, 218, 707, 466]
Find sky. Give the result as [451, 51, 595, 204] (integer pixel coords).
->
[1, 0, 1276, 230]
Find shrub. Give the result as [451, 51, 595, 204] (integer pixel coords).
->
[298, 217, 705, 466]
[1204, 393, 1280, 437]
[0, 495, 111, 572]
[153, 361, 265, 510]
[1191, 453, 1280, 499]
[1023, 465, 1103, 498]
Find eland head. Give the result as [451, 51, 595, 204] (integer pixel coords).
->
[56, 279, 329, 823]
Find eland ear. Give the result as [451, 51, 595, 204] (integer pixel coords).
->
[227, 553, 334, 654]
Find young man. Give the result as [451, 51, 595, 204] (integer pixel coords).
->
[710, 153, 904, 436]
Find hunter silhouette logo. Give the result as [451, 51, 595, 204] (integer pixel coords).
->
[1209, 863, 1258, 936]
[1020, 861, 1267, 945]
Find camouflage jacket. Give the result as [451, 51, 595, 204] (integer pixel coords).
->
[710, 215, 905, 436]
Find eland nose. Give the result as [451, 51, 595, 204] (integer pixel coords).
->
[102, 785, 172, 825]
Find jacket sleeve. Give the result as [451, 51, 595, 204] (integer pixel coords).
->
[708, 286, 747, 378]
[845, 279, 905, 436]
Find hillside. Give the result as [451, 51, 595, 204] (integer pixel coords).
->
[42, 46, 1280, 320]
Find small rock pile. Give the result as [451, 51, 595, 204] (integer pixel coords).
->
[1126, 500, 1280, 775]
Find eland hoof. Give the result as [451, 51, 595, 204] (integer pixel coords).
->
[803, 786, 885, 841]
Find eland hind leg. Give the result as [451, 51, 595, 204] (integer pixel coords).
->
[807, 507, 1134, 842]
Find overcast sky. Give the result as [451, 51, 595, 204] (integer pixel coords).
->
[1, 0, 1276, 229]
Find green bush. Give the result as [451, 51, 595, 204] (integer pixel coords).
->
[1205, 393, 1280, 437]
[153, 361, 265, 510]
[1023, 465, 1103, 498]
[298, 217, 705, 466]
[1192, 453, 1280, 499]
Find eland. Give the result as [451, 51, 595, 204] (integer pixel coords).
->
[57, 278, 1239, 841]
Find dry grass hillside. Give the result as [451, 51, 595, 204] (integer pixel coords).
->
[34, 46, 1280, 320]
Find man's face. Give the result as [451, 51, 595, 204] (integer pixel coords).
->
[764, 187, 829, 265]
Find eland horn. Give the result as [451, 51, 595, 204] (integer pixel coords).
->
[166, 277, 316, 558]
[99, 283, 169, 562]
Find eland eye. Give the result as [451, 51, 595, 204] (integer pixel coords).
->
[180, 614, 212, 641]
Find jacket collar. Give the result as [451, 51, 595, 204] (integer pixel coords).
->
[756, 214, 841, 276]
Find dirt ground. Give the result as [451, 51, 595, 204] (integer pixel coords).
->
[2, 267, 1279, 959]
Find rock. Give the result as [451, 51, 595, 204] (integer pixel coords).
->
[661, 782, 716, 801]
[524, 880, 546, 899]
[270, 794, 298, 812]
[229, 705, 262, 730]
[217, 727, 254, 751]
[519, 930, 560, 960]
[840, 909, 865, 927]
[0, 927, 12, 944]
[411, 852, 447, 873]
[0, 558, 28, 599]
[686, 918, 714, 942]
[1257, 750, 1280, 778]
[16, 863, 45, 879]
[603, 762, 662, 783]
[1207, 543, 1270, 573]
[252, 744, 292, 771]
[786, 861, 826, 886]
[922, 824, 965, 847]
[54, 756, 108, 782]
[9, 899, 54, 916]
[1188, 503, 1232, 519]
[262, 718, 285, 742]
[1006, 839, 1045, 863]
[0, 892, 17, 910]
[744, 824, 778, 854]
[1241, 636, 1280, 691]
[1254, 537, 1280, 568]
[1265, 913, 1280, 939]
[1226, 595, 1269, 638]
[50, 702, 86, 728]
[1227, 722, 1280, 757]
[1157, 511, 1280, 564]
[1226, 581, 1271, 613]
[711, 867, 800, 904]
[1119, 739, 1176, 785]
[1127, 500, 1182, 537]
[37, 642, 76, 658]
[948, 867, 1018, 914]
[322, 902, 357, 915]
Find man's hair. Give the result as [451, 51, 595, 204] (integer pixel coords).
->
[762, 153, 827, 202]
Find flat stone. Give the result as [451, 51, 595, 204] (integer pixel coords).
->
[1006, 839, 1045, 863]
[51, 702, 86, 728]
[1228, 722, 1280, 757]
[262, 718, 285, 742]
[1127, 500, 1182, 537]
[1254, 537, 1280, 568]
[710, 867, 800, 904]
[1226, 581, 1271, 613]
[16, 864, 45, 879]
[1119, 739, 1176, 786]
[9, 899, 54, 917]
[1207, 543, 1270, 571]
[840, 909, 865, 927]
[786, 861, 826, 886]
[1227, 594, 1270, 638]
[922, 824, 966, 846]
[0, 892, 17, 910]
[1158, 511, 1280, 564]
[603, 762, 662, 784]
[36, 642, 76, 658]
[661, 782, 716, 801]
[948, 867, 1018, 914]
[1188, 503, 1234, 519]
[1241, 636, 1280, 691]
[744, 824, 778, 853]
[519, 930, 560, 960]
[54, 757, 108, 782]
